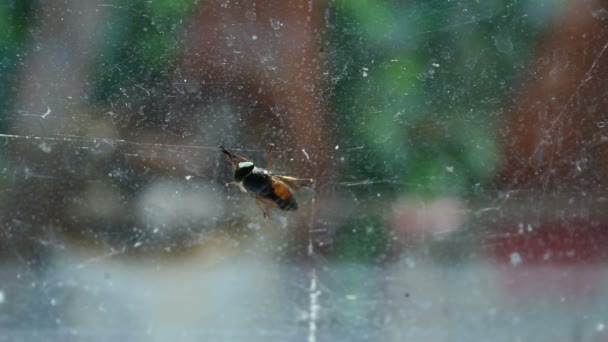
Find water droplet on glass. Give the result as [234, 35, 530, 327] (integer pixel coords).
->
[510, 252, 522, 266]
[493, 33, 514, 54]
[245, 10, 256, 21]
[269, 18, 284, 30]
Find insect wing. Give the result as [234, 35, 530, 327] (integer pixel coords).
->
[253, 195, 279, 218]
[253, 195, 279, 208]
[273, 175, 315, 208]
[272, 175, 314, 189]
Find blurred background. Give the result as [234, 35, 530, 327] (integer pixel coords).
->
[1, 0, 608, 341]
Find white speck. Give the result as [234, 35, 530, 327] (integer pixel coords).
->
[432, 63, 440, 67]
[377, 193, 381, 197]
[39, 142, 52, 153]
[405, 256, 416, 269]
[0, 290, 4, 304]
[345, 294, 357, 300]
[527, 224, 533, 232]
[446, 166, 454, 173]
[510, 252, 522, 266]
[592, 8, 608, 20]
[596, 323, 605, 332]
[185, 175, 193, 180]
[245, 10, 256, 21]
[133, 241, 142, 248]
[269, 18, 283, 30]
[41, 105, 52, 119]
[362, 67, 368, 77]
[302, 149, 310, 161]
[278, 216, 288, 229]
[334, 145, 339, 150]
[50, 298, 57, 306]
[251, 35, 258, 40]
[247, 222, 261, 230]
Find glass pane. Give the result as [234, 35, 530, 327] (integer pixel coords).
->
[1, 0, 607, 340]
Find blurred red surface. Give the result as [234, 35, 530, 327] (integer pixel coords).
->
[484, 220, 608, 299]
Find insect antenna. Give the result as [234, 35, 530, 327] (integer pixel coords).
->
[219, 145, 249, 167]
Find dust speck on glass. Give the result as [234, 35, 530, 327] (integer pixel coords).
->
[1, 0, 607, 341]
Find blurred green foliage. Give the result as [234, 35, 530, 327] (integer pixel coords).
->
[328, 0, 562, 197]
[0, 0, 193, 121]
[0, 1, 36, 126]
[327, 0, 563, 261]
[91, 1, 193, 107]
[333, 215, 391, 262]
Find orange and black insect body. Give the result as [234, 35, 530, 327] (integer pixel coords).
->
[220, 145, 312, 216]
[233, 160, 298, 210]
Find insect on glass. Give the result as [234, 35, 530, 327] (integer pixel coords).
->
[220, 145, 313, 217]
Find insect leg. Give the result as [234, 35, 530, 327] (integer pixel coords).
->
[225, 181, 247, 192]
[275, 175, 314, 188]
[266, 143, 275, 173]
[254, 196, 278, 219]
[255, 201, 269, 219]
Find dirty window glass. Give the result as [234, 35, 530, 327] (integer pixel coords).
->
[2, 0, 608, 340]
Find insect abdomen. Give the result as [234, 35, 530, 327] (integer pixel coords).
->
[275, 195, 297, 210]
[272, 179, 297, 211]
